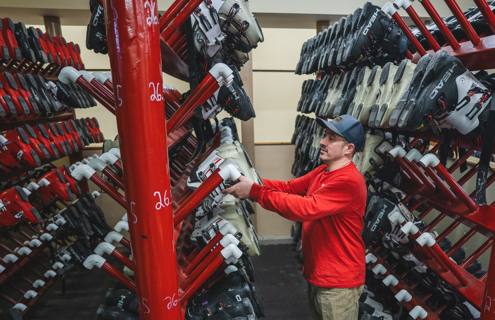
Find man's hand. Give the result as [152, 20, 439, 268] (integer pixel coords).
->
[222, 175, 254, 199]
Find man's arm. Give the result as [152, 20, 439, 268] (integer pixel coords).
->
[261, 168, 316, 196]
[250, 182, 353, 222]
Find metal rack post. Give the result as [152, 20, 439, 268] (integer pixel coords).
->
[103, 0, 181, 319]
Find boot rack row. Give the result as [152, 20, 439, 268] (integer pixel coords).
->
[293, 0, 495, 319]
[364, 132, 495, 320]
[0, 179, 98, 317]
[381, 0, 495, 70]
[65, 62, 248, 319]
[364, 0, 495, 317]
[0, 21, 92, 317]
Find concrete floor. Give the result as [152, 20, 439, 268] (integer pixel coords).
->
[24, 243, 308, 320]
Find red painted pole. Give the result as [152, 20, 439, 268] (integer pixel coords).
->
[435, 172, 495, 243]
[435, 164, 478, 211]
[183, 232, 223, 274]
[101, 261, 137, 292]
[429, 243, 469, 286]
[120, 237, 131, 250]
[180, 257, 226, 303]
[422, 166, 458, 203]
[161, 0, 204, 41]
[405, 160, 436, 191]
[159, 0, 189, 33]
[478, 242, 495, 320]
[103, 79, 113, 91]
[90, 78, 115, 104]
[473, 0, 495, 35]
[404, 4, 441, 51]
[394, 156, 424, 186]
[406, 50, 413, 60]
[424, 213, 447, 233]
[90, 174, 127, 208]
[446, 229, 477, 257]
[392, 12, 427, 56]
[443, 0, 481, 46]
[180, 245, 224, 290]
[418, 0, 461, 50]
[167, 74, 218, 134]
[111, 249, 134, 270]
[435, 220, 461, 242]
[171, 34, 187, 51]
[102, 166, 125, 190]
[111, 159, 124, 173]
[103, 0, 182, 319]
[75, 78, 116, 114]
[173, 169, 225, 226]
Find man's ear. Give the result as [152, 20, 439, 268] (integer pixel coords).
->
[346, 143, 355, 155]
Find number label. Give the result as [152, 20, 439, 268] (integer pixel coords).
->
[144, 1, 159, 26]
[154, 190, 170, 210]
[164, 293, 178, 310]
[130, 202, 138, 224]
[149, 82, 163, 102]
[141, 298, 150, 313]
[116, 85, 123, 107]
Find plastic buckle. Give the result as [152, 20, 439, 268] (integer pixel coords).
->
[212, 222, 219, 234]
[198, 171, 208, 182]
[202, 228, 212, 241]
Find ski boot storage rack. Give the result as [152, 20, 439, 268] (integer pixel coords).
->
[293, 0, 495, 319]
[0, 25, 90, 316]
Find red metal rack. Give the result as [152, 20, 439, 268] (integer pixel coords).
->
[289, 1, 495, 319]
[101, 1, 182, 318]
[0, 19, 91, 316]
[393, 0, 495, 71]
[382, 2, 495, 318]
[59, 1, 255, 319]
[370, 140, 495, 319]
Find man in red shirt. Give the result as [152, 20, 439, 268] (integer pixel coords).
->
[223, 115, 367, 320]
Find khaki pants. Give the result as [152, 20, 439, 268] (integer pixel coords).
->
[308, 282, 364, 320]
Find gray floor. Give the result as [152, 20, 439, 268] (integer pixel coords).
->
[24, 263, 118, 320]
[250, 244, 309, 320]
[24, 244, 308, 320]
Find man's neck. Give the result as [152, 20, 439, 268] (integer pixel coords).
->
[325, 158, 352, 172]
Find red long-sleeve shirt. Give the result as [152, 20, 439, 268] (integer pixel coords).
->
[249, 163, 367, 288]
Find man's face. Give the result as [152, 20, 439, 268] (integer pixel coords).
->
[319, 128, 351, 164]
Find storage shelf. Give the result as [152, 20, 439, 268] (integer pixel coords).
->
[0, 111, 75, 132]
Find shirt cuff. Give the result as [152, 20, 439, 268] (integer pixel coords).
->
[249, 183, 263, 200]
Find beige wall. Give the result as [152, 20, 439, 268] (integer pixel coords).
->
[254, 145, 296, 240]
